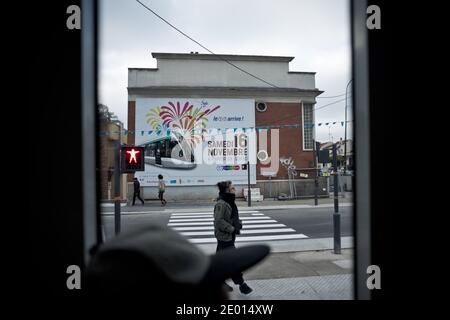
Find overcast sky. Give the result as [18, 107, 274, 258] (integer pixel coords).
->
[99, 0, 352, 142]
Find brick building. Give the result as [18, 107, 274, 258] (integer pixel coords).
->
[127, 52, 326, 200]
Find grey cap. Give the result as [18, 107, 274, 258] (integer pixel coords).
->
[87, 223, 270, 288]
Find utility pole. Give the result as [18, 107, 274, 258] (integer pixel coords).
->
[344, 79, 353, 175]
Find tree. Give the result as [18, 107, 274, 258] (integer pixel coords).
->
[98, 104, 118, 123]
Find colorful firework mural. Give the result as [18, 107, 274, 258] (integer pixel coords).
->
[145, 100, 221, 146]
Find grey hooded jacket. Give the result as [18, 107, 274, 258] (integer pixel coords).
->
[213, 199, 235, 242]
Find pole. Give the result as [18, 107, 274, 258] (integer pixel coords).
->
[114, 138, 121, 235]
[269, 175, 272, 199]
[247, 160, 251, 207]
[333, 210, 341, 254]
[113, 122, 122, 235]
[344, 79, 352, 175]
[313, 140, 318, 206]
[333, 143, 339, 213]
[332, 142, 341, 254]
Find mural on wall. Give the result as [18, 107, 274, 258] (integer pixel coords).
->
[145, 100, 221, 147]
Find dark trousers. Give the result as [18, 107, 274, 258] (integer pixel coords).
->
[216, 235, 244, 285]
[158, 191, 166, 204]
[133, 191, 144, 205]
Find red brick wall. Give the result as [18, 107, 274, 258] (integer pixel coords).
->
[127, 99, 313, 182]
[255, 102, 314, 180]
[99, 122, 116, 199]
[99, 121, 109, 199]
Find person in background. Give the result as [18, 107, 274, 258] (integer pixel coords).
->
[214, 180, 252, 295]
[158, 174, 167, 206]
[132, 177, 145, 206]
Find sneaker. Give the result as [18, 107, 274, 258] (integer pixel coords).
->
[223, 283, 233, 292]
[239, 283, 252, 295]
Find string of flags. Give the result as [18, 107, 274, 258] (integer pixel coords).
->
[98, 121, 353, 136]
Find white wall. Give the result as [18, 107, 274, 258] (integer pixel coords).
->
[129, 57, 316, 89]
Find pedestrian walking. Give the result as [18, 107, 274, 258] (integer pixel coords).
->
[158, 174, 167, 206]
[132, 177, 145, 205]
[213, 180, 252, 294]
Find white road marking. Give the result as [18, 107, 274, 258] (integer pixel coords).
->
[168, 219, 277, 226]
[189, 234, 308, 244]
[180, 228, 296, 236]
[172, 224, 286, 231]
[169, 216, 270, 223]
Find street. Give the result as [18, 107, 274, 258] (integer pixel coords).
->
[100, 201, 354, 299]
[101, 205, 353, 244]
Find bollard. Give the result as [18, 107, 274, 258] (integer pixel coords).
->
[114, 200, 121, 235]
[247, 161, 251, 207]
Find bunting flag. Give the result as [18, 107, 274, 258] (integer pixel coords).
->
[98, 120, 352, 136]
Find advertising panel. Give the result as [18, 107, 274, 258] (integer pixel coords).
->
[134, 98, 257, 186]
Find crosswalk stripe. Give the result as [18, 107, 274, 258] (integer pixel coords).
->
[168, 221, 213, 226]
[169, 215, 214, 218]
[171, 212, 213, 216]
[171, 210, 259, 216]
[169, 218, 214, 222]
[188, 234, 308, 244]
[172, 224, 286, 231]
[168, 220, 277, 226]
[169, 213, 263, 218]
[180, 228, 296, 236]
[169, 216, 271, 223]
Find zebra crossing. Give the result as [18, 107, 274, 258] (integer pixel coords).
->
[168, 210, 308, 244]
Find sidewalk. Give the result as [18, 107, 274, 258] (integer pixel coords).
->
[101, 196, 353, 214]
[226, 249, 354, 300]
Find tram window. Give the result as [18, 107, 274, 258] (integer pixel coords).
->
[95, 0, 366, 301]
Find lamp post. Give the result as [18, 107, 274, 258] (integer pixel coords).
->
[344, 79, 353, 175]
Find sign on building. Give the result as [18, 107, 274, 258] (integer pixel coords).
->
[134, 98, 257, 186]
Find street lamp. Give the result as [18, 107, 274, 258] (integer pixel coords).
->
[344, 79, 353, 175]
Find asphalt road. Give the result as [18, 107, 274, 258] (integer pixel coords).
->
[101, 206, 353, 241]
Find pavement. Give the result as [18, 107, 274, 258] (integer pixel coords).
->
[101, 196, 354, 300]
[100, 196, 353, 214]
[227, 249, 354, 300]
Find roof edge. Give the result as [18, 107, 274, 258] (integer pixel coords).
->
[151, 52, 294, 62]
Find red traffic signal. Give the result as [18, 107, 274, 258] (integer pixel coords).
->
[121, 146, 145, 173]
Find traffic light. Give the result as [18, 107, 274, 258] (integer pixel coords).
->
[121, 146, 145, 173]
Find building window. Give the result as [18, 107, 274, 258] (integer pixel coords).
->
[303, 103, 314, 150]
